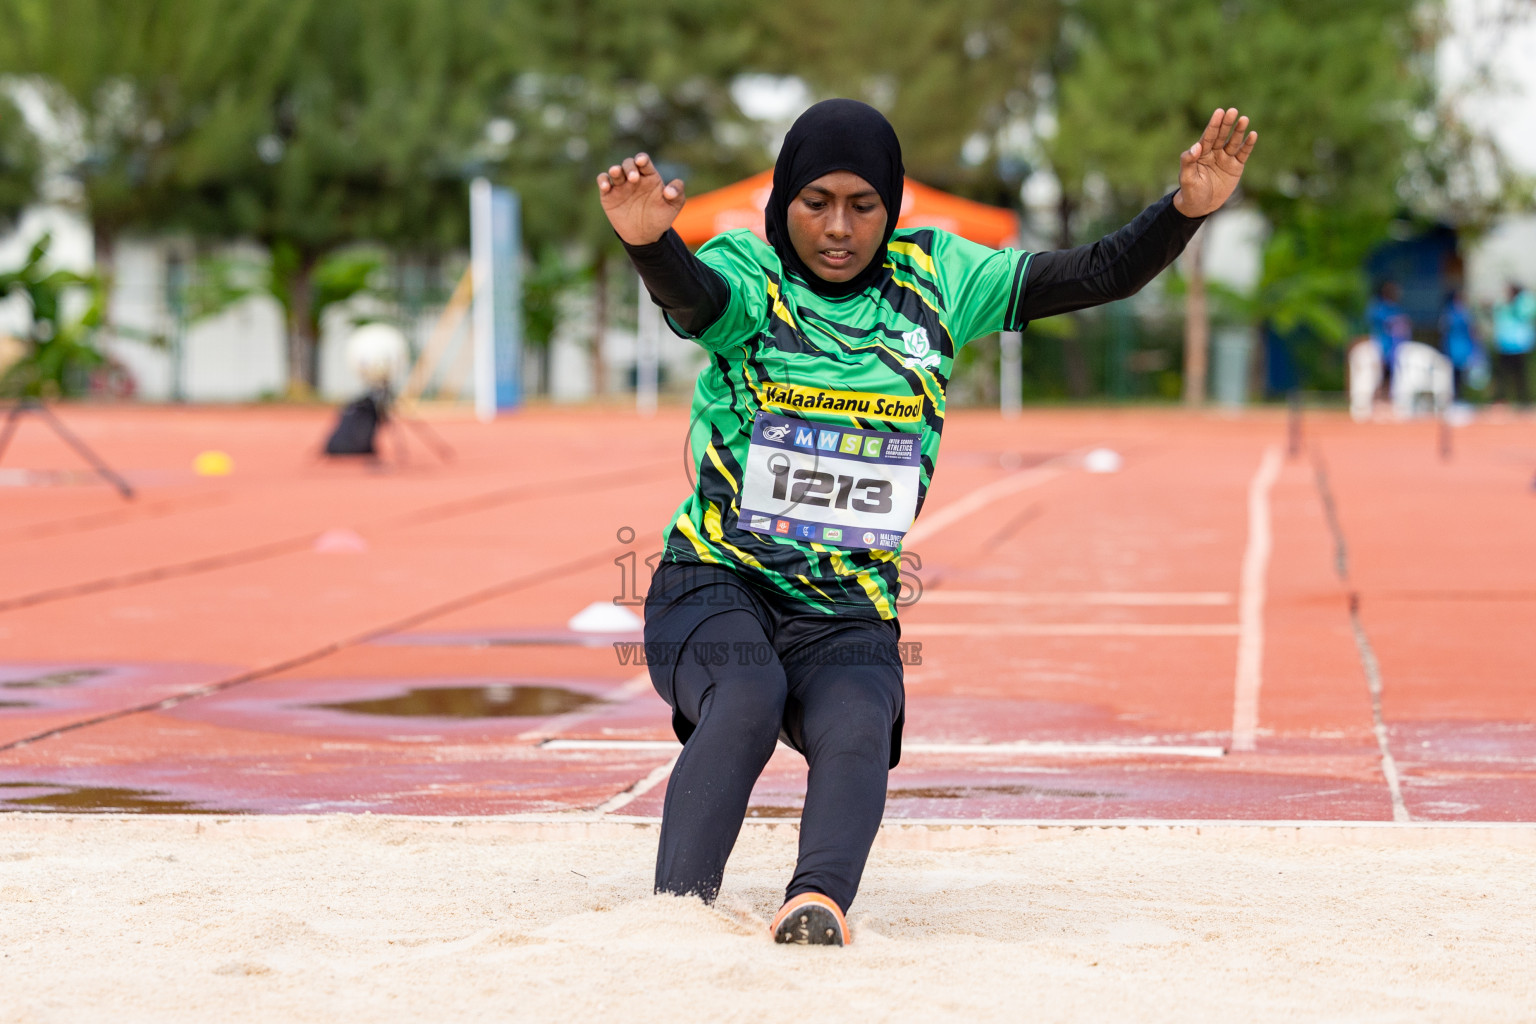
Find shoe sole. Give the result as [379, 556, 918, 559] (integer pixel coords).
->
[773, 904, 845, 946]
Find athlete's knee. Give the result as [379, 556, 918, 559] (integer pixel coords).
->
[806, 704, 894, 765]
[713, 671, 788, 732]
[800, 675, 899, 758]
[692, 662, 787, 747]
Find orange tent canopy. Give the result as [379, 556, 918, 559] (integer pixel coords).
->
[671, 170, 1020, 250]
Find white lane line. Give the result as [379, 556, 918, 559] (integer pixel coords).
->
[486, 816, 1536, 842]
[1348, 608, 1412, 822]
[594, 753, 679, 815]
[909, 623, 1240, 637]
[906, 741, 1223, 758]
[1230, 444, 1284, 753]
[902, 458, 1071, 545]
[918, 591, 1233, 606]
[545, 740, 680, 750]
[544, 739, 1224, 758]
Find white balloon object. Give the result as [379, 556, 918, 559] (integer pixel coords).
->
[345, 322, 409, 386]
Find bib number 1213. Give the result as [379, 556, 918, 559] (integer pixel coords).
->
[769, 461, 893, 514]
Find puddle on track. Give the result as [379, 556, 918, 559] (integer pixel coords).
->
[313, 684, 610, 719]
[0, 669, 109, 711]
[0, 782, 236, 814]
[1, 668, 107, 690]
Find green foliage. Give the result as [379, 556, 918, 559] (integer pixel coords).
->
[0, 0, 1518, 402]
[522, 245, 590, 353]
[753, 0, 1058, 203]
[1040, 0, 1448, 394]
[1, 0, 771, 390]
[182, 244, 390, 337]
[0, 94, 42, 230]
[0, 235, 106, 397]
[1049, 0, 1425, 219]
[1, 0, 511, 389]
[493, 0, 768, 255]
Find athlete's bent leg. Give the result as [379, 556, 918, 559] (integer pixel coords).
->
[782, 627, 903, 912]
[653, 608, 788, 903]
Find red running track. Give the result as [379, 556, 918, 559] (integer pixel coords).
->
[0, 404, 1531, 821]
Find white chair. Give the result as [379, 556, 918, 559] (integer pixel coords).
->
[1391, 341, 1453, 419]
[1348, 339, 1381, 422]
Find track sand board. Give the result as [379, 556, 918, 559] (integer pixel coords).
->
[2, 816, 1533, 1023]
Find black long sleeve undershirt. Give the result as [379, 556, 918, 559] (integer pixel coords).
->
[1012, 192, 1205, 328]
[620, 191, 1205, 338]
[621, 229, 732, 337]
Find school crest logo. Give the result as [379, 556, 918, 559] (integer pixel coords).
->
[901, 327, 940, 370]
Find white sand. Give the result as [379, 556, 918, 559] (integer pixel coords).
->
[2, 817, 1534, 1023]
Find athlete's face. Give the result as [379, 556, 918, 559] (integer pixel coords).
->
[786, 171, 888, 283]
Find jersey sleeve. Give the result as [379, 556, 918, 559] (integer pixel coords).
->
[667, 230, 770, 353]
[926, 231, 1034, 346]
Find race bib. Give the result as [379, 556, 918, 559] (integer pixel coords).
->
[738, 412, 921, 550]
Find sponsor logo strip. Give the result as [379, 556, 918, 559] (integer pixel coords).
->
[753, 412, 922, 467]
[739, 508, 905, 550]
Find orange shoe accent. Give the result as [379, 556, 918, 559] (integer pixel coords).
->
[770, 892, 851, 946]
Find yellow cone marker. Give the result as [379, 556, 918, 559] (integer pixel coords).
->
[193, 450, 233, 476]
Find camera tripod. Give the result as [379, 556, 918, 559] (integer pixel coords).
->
[0, 399, 135, 500]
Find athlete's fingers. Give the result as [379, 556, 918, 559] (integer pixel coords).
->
[1223, 115, 1250, 155]
[1196, 108, 1224, 155]
[1213, 108, 1239, 152]
[662, 178, 686, 203]
[635, 152, 653, 173]
[597, 174, 611, 193]
[621, 156, 639, 182]
[607, 163, 624, 186]
[1182, 140, 1202, 167]
[1235, 130, 1258, 164]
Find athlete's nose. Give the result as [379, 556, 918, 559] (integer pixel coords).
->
[825, 204, 853, 240]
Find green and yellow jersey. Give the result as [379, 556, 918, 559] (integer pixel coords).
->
[663, 227, 1033, 620]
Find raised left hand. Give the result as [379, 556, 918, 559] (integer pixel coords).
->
[1173, 107, 1257, 218]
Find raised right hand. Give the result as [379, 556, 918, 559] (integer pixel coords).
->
[597, 153, 686, 246]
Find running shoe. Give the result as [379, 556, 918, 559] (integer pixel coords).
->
[770, 892, 850, 946]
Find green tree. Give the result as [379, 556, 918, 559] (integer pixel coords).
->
[0, 93, 42, 230]
[0, 234, 107, 398]
[2, 0, 513, 394]
[0, 0, 302, 274]
[753, 0, 1059, 204]
[491, 0, 767, 392]
[1044, 0, 1442, 401]
[3, 0, 770, 397]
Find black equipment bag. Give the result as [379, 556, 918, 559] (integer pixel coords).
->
[323, 392, 385, 456]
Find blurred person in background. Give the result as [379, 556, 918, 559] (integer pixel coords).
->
[1439, 286, 1481, 400]
[598, 100, 1256, 946]
[1490, 282, 1534, 407]
[1367, 280, 1412, 397]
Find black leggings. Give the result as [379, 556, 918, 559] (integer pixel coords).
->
[643, 563, 904, 913]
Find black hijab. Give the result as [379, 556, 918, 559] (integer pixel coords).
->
[764, 99, 904, 299]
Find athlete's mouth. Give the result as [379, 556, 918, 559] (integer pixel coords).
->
[819, 249, 854, 263]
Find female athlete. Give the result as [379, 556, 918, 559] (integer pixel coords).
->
[598, 99, 1256, 945]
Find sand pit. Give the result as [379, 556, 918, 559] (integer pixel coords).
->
[2, 817, 1533, 1022]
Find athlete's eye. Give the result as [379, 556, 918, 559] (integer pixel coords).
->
[854, 204, 878, 214]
